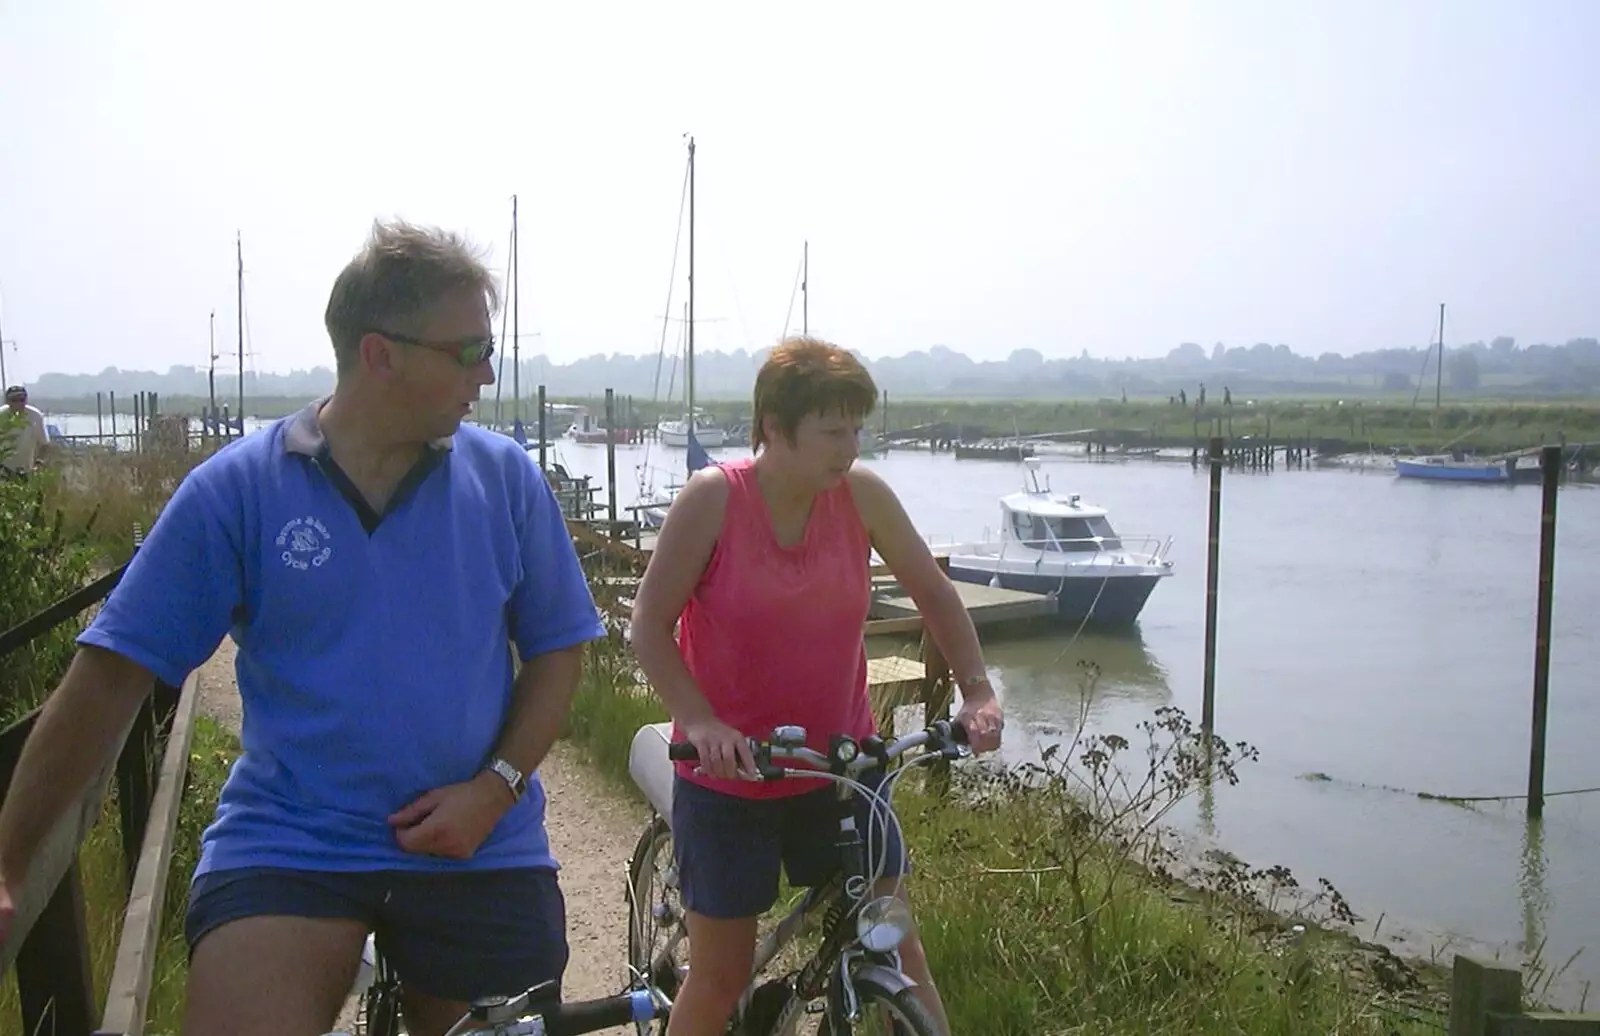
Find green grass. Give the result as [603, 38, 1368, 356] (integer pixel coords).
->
[560, 550, 667, 790]
[858, 398, 1600, 453]
[900, 773, 1447, 1035]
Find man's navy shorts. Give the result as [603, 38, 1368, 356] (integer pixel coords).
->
[671, 772, 909, 919]
[184, 865, 567, 1003]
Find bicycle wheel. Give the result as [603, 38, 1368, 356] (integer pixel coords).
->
[628, 813, 689, 1029]
[819, 972, 940, 1036]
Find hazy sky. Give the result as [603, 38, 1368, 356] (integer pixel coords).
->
[1, 0, 1596, 383]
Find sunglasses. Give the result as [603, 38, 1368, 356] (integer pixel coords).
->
[374, 329, 496, 367]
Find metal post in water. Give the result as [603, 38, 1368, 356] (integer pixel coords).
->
[96, 391, 104, 441]
[605, 388, 618, 536]
[1203, 436, 1224, 734]
[537, 384, 547, 473]
[1528, 445, 1561, 818]
[109, 390, 118, 449]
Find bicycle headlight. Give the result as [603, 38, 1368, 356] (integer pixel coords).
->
[855, 895, 912, 953]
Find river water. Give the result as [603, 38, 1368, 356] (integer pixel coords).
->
[41, 410, 1600, 1005]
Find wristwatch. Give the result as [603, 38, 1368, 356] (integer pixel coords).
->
[486, 757, 527, 803]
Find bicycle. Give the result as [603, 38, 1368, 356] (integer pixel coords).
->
[343, 927, 671, 1036]
[625, 717, 971, 1035]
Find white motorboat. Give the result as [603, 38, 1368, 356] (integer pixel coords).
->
[936, 459, 1175, 627]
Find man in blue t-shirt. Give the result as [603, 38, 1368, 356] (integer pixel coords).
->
[0, 220, 607, 1036]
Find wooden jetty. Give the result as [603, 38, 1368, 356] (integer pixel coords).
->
[870, 576, 1055, 628]
[953, 442, 1035, 462]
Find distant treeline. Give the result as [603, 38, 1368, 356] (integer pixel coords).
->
[25, 334, 1600, 404]
[30, 392, 1600, 456]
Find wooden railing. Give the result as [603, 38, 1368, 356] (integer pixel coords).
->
[0, 556, 199, 1036]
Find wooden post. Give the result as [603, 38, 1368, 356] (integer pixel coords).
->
[96, 391, 104, 442]
[1447, 955, 1600, 1034]
[921, 556, 954, 794]
[1203, 436, 1223, 735]
[15, 862, 96, 1036]
[114, 697, 156, 889]
[537, 383, 548, 473]
[1528, 445, 1561, 819]
[920, 556, 953, 726]
[1450, 956, 1522, 1036]
[604, 389, 618, 537]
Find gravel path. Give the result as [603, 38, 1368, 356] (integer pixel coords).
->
[192, 641, 650, 1033]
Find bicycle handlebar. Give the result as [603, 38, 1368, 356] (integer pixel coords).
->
[441, 984, 664, 1036]
[666, 719, 969, 779]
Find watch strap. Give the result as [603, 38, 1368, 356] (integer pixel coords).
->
[487, 757, 526, 802]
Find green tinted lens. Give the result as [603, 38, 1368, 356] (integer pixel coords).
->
[458, 340, 495, 365]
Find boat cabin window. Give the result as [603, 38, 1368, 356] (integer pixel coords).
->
[1010, 511, 1123, 551]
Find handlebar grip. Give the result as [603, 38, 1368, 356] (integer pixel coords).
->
[545, 992, 654, 1035]
[949, 720, 970, 746]
[667, 741, 700, 762]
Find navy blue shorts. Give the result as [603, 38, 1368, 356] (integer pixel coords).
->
[184, 866, 567, 1003]
[671, 772, 909, 919]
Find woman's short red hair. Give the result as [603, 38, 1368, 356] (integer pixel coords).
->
[751, 337, 878, 450]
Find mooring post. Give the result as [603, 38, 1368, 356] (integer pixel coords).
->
[1528, 445, 1561, 819]
[605, 388, 618, 537]
[537, 384, 548, 473]
[1203, 435, 1224, 735]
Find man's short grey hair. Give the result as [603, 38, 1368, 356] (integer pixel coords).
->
[324, 219, 502, 375]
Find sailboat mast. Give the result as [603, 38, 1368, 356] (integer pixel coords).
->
[686, 136, 695, 425]
[236, 232, 244, 427]
[802, 240, 808, 337]
[512, 194, 520, 428]
[1435, 302, 1445, 410]
[207, 309, 217, 423]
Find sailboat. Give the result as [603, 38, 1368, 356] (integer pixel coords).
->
[654, 138, 727, 452]
[638, 137, 720, 527]
[1394, 303, 1512, 483]
[496, 194, 535, 450]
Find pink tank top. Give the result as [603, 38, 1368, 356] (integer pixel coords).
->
[673, 456, 875, 799]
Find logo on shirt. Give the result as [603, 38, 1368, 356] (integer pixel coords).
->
[276, 515, 333, 571]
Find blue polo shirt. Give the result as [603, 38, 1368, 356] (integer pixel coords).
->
[78, 400, 606, 877]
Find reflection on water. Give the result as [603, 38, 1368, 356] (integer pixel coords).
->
[1198, 768, 1218, 840]
[1520, 818, 1548, 958]
[983, 628, 1173, 764]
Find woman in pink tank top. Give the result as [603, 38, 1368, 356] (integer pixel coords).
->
[632, 338, 1003, 1035]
